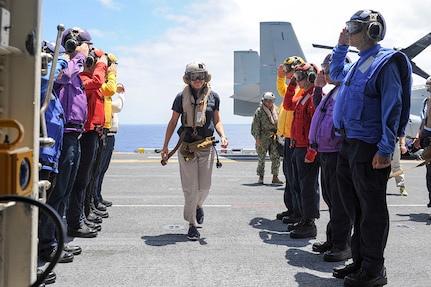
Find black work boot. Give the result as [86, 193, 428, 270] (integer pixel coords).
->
[287, 218, 305, 232]
[290, 218, 317, 239]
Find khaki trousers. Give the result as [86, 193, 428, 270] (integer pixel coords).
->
[390, 142, 405, 187]
[178, 146, 214, 225]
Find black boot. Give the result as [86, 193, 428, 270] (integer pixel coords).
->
[290, 218, 317, 239]
[287, 218, 305, 232]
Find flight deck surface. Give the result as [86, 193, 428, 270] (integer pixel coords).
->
[46, 152, 431, 287]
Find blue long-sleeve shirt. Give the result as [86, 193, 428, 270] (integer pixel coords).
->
[331, 44, 411, 158]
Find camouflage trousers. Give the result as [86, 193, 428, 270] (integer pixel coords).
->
[255, 136, 281, 176]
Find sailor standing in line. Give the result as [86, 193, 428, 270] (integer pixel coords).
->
[274, 56, 305, 224]
[330, 9, 411, 286]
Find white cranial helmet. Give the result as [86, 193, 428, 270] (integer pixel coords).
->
[262, 92, 276, 102]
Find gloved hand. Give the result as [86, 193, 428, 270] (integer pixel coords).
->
[305, 147, 317, 163]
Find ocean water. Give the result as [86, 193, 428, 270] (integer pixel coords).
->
[114, 124, 256, 152]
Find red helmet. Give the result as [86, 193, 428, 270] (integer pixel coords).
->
[294, 63, 319, 83]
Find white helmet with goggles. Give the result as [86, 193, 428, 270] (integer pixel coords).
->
[183, 62, 211, 84]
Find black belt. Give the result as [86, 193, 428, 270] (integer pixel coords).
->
[64, 123, 84, 129]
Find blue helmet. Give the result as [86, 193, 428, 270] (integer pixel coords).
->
[346, 10, 386, 41]
[41, 40, 65, 54]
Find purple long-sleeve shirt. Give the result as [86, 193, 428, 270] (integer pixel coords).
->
[54, 52, 88, 133]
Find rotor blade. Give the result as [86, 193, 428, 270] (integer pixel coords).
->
[312, 43, 358, 53]
[312, 43, 333, 50]
[400, 32, 431, 60]
[411, 61, 431, 79]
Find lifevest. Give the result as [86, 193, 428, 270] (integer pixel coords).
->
[309, 86, 344, 152]
[290, 87, 315, 148]
[181, 83, 211, 130]
[334, 48, 411, 142]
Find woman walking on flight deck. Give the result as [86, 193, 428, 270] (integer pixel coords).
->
[161, 62, 228, 241]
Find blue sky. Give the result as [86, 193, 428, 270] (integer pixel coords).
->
[42, 0, 431, 124]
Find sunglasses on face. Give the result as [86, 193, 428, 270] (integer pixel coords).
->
[345, 20, 367, 35]
[190, 72, 206, 81]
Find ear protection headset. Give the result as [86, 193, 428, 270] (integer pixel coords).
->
[351, 10, 385, 41]
[295, 63, 319, 84]
[366, 12, 383, 40]
[86, 48, 104, 67]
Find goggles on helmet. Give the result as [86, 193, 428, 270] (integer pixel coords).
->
[345, 20, 367, 35]
[190, 72, 206, 81]
[294, 71, 307, 82]
[283, 64, 292, 73]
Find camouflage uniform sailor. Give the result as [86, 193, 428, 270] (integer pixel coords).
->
[251, 92, 283, 184]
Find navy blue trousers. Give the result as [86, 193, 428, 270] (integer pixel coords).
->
[291, 146, 320, 219]
[337, 138, 390, 275]
[39, 132, 81, 254]
[67, 131, 99, 229]
[320, 152, 351, 249]
[282, 138, 301, 216]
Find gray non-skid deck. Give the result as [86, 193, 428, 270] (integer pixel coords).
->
[45, 152, 431, 287]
